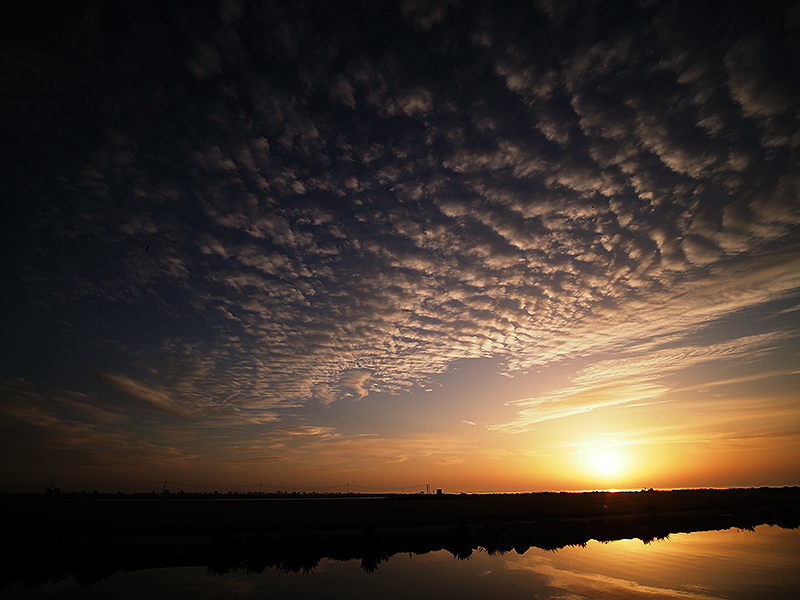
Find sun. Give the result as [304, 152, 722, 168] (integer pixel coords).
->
[577, 444, 631, 485]
[595, 454, 619, 476]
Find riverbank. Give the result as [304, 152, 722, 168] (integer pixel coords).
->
[2, 487, 798, 586]
[3, 486, 798, 537]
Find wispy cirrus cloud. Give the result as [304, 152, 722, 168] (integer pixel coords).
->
[0, 381, 199, 482]
[94, 371, 197, 421]
[491, 382, 669, 433]
[492, 330, 799, 433]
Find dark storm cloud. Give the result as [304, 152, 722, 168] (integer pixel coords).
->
[2, 0, 799, 433]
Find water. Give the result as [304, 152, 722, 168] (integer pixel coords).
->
[6, 525, 798, 599]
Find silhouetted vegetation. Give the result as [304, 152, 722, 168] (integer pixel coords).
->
[2, 487, 798, 587]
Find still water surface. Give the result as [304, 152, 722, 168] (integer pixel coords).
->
[8, 525, 798, 599]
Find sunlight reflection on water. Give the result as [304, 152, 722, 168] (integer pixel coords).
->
[6, 525, 798, 599]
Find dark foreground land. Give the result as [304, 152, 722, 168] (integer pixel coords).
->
[2, 487, 798, 586]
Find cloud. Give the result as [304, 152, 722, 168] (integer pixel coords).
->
[338, 370, 372, 400]
[275, 433, 485, 470]
[492, 330, 798, 434]
[2, 0, 798, 472]
[570, 331, 794, 389]
[187, 42, 223, 79]
[94, 372, 196, 420]
[563, 426, 800, 451]
[0, 381, 199, 481]
[400, 0, 457, 31]
[275, 425, 339, 440]
[492, 381, 669, 433]
[725, 34, 794, 118]
[314, 383, 335, 406]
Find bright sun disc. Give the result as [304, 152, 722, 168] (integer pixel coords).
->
[595, 454, 618, 475]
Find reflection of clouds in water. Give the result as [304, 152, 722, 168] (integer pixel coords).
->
[7, 526, 797, 597]
[503, 527, 800, 600]
[505, 549, 722, 600]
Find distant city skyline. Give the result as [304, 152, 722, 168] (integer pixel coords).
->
[2, 0, 799, 493]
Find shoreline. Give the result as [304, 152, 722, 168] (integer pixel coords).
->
[3, 486, 799, 537]
[2, 487, 799, 586]
[3, 504, 798, 585]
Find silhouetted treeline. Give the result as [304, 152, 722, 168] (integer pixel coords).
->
[3, 488, 375, 500]
[4, 487, 799, 538]
[1, 487, 798, 587]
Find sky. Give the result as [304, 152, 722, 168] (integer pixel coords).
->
[1, 0, 799, 493]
